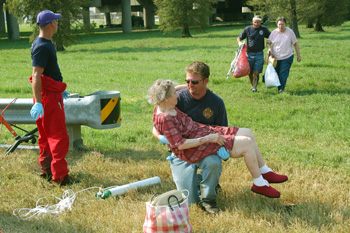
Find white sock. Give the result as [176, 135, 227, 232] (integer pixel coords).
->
[253, 175, 269, 187]
[259, 164, 273, 174]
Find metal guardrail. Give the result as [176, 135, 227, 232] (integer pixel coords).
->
[0, 91, 121, 150]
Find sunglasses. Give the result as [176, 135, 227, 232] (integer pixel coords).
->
[185, 79, 203, 85]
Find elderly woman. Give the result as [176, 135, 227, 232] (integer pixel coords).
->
[266, 16, 301, 93]
[148, 79, 288, 198]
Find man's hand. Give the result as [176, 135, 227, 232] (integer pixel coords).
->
[238, 41, 244, 47]
[62, 90, 70, 99]
[158, 135, 169, 144]
[30, 103, 44, 120]
[217, 147, 230, 161]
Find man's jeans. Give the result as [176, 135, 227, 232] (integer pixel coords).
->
[276, 55, 294, 91]
[170, 154, 222, 205]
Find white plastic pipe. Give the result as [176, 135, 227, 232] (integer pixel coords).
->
[99, 176, 161, 199]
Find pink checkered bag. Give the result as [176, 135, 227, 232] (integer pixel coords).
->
[143, 190, 192, 233]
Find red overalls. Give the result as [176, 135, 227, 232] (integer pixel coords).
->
[30, 75, 69, 182]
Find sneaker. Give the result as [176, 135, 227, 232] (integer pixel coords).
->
[251, 184, 280, 198]
[200, 202, 220, 215]
[252, 88, 257, 92]
[262, 172, 288, 183]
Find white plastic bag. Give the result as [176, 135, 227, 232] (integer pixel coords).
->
[264, 64, 281, 88]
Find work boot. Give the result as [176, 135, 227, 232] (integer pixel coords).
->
[52, 175, 80, 187]
[200, 201, 220, 215]
[40, 172, 52, 182]
[40, 168, 53, 182]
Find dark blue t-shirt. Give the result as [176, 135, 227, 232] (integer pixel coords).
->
[238, 25, 270, 52]
[176, 89, 228, 127]
[31, 37, 63, 82]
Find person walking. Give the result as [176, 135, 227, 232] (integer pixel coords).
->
[237, 15, 271, 92]
[30, 10, 77, 186]
[266, 16, 301, 93]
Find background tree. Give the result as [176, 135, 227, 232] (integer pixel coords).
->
[298, 0, 349, 32]
[247, 0, 349, 33]
[246, 0, 301, 38]
[154, 0, 216, 37]
[5, 0, 92, 51]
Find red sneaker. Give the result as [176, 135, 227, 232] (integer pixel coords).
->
[251, 184, 280, 198]
[262, 171, 288, 183]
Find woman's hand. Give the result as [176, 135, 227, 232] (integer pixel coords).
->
[297, 55, 301, 62]
[178, 133, 226, 150]
[267, 48, 275, 58]
[206, 133, 226, 146]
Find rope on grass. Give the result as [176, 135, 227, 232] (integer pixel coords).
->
[13, 187, 101, 220]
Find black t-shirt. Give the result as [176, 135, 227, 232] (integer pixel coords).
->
[176, 89, 228, 127]
[238, 25, 271, 52]
[31, 37, 63, 82]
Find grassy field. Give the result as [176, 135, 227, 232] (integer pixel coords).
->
[0, 21, 349, 232]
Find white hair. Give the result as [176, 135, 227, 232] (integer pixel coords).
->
[147, 79, 174, 105]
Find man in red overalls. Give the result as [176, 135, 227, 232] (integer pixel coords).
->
[30, 10, 77, 186]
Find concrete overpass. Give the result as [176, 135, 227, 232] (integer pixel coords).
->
[0, 0, 155, 40]
[1, 0, 246, 40]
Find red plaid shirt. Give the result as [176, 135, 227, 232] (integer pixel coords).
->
[153, 107, 239, 163]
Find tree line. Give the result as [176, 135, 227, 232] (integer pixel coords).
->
[246, 0, 350, 37]
[5, 0, 349, 49]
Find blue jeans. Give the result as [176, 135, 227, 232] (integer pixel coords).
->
[170, 154, 222, 205]
[276, 55, 294, 91]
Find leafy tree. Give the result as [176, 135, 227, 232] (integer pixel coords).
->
[154, 0, 216, 37]
[246, 0, 301, 37]
[247, 0, 349, 33]
[5, 0, 92, 51]
[298, 0, 349, 32]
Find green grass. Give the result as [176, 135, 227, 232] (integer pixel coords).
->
[0, 22, 350, 232]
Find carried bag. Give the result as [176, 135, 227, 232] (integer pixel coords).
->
[265, 53, 277, 68]
[143, 189, 192, 233]
[264, 64, 281, 88]
[233, 44, 250, 78]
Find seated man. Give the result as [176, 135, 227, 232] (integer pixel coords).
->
[149, 79, 288, 201]
[152, 61, 227, 215]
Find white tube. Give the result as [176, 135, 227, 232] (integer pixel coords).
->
[101, 176, 161, 199]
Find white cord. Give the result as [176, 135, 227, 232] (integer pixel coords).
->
[13, 187, 100, 219]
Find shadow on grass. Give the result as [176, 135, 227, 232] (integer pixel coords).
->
[69, 44, 228, 55]
[288, 89, 350, 96]
[0, 211, 96, 233]
[0, 37, 31, 50]
[219, 189, 350, 230]
[0, 23, 248, 51]
[63, 148, 172, 187]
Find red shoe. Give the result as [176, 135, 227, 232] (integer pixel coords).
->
[251, 184, 280, 198]
[262, 171, 288, 183]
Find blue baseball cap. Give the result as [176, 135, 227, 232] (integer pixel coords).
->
[37, 10, 62, 27]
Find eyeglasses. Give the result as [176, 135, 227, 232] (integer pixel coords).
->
[185, 79, 203, 85]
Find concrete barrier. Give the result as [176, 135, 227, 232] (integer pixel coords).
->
[0, 91, 121, 150]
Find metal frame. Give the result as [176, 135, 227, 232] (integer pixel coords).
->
[226, 41, 245, 80]
[1, 106, 38, 156]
